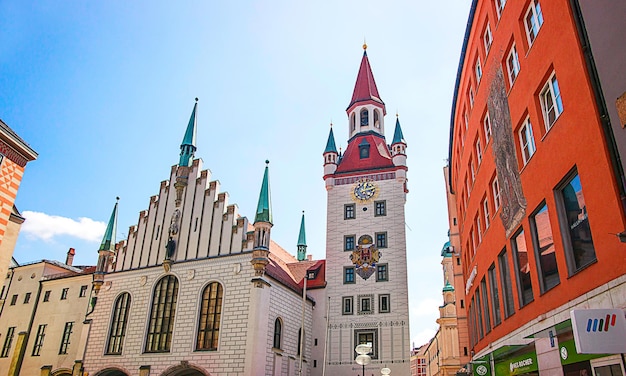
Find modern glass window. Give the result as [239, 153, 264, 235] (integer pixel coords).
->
[43, 290, 51, 302]
[495, 0, 507, 18]
[519, 118, 536, 165]
[540, 74, 564, 129]
[484, 24, 493, 53]
[475, 288, 484, 339]
[1, 327, 15, 357]
[475, 59, 482, 83]
[32, 324, 47, 356]
[375, 200, 386, 216]
[557, 172, 596, 274]
[59, 322, 73, 354]
[24, 292, 31, 304]
[79, 285, 88, 297]
[376, 232, 387, 248]
[498, 249, 516, 318]
[273, 318, 282, 349]
[344, 267, 355, 284]
[530, 204, 560, 294]
[10, 294, 17, 305]
[484, 113, 492, 142]
[355, 329, 377, 359]
[524, 0, 544, 45]
[61, 288, 69, 300]
[480, 278, 491, 333]
[344, 235, 355, 251]
[506, 44, 520, 86]
[492, 177, 501, 211]
[379, 294, 390, 313]
[360, 109, 369, 126]
[358, 295, 373, 314]
[106, 292, 131, 355]
[342, 296, 354, 315]
[512, 229, 534, 307]
[197, 282, 223, 351]
[488, 264, 502, 326]
[145, 275, 179, 352]
[376, 264, 388, 282]
[344, 204, 355, 220]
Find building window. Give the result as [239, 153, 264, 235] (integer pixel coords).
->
[512, 229, 534, 307]
[540, 73, 563, 129]
[351, 113, 356, 132]
[556, 171, 596, 274]
[197, 282, 223, 351]
[1, 327, 15, 357]
[374, 109, 381, 128]
[483, 198, 490, 229]
[273, 318, 282, 349]
[344, 267, 355, 284]
[376, 264, 388, 282]
[10, 294, 17, 305]
[32, 324, 47, 356]
[59, 322, 74, 354]
[375, 200, 386, 216]
[360, 108, 369, 126]
[24, 292, 31, 304]
[61, 288, 69, 300]
[375, 232, 387, 248]
[469, 85, 475, 108]
[498, 249, 516, 318]
[484, 24, 493, 53]
[344, 204, 356, 220]
[484, 113, 491, 142]
[492, 177, 501, 211]
[488, 264, 502, 326]
[475, 59, 482, 83]
[145, 275, 179, 353]
[354, 329, 378, 359]
[519, 118, 536, 165]
[43, 290, 51, 302]
[379, 294, 390, 313]
[530, 203, 560, 292]
[342, 296, 354, 315]
[359, 138, 371, 159]
[344, 235, 355, 251]
[106, 292, 131, 355]
[357, 294, 374, 314]
[79, 285, 88, 297]
[506, 44, 520, 86]
[480, 278, 491, 333]
[495, 0, 507, 18]
[524, 0, 544, 46]
[475, 288, 484, 339]
[476, 215, 482, 243]
[476, 139, 482, 164]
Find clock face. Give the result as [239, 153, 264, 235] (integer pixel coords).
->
[352, 179, 378, 202]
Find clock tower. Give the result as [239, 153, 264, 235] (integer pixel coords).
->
[322, 44, 410, 375]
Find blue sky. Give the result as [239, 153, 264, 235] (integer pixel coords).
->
[2, 1, 471, 346]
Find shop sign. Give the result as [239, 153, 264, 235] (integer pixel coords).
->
[494, 351, 538, 376]
[472, 357, 490, 376]
[571, 309, 626, 354]
[559, 339, 606, 365]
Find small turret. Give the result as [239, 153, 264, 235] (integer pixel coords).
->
[251, 161, 273, 278]
[297, 211, 307, 261]
[93, 197, 119, 294]
[391, 115, 407, 165]
[323, 125, 339, 180]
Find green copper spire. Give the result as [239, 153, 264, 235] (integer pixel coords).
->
[254, 160, 272, 224]
[297, 211, 306, 246]
[324, 126, 337, 153]
[443, 280, 455, 292]
[99, 197, 119, 252]
[392, 115, 405, 144]
[179, 98, 198, 167]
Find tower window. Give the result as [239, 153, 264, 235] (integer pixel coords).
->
[376, 232, 387, 248]
[360, 109, 369, 126]
[344, 235, 356, 251]
[359, 138, 371, 159]
[379, 294, 390, 313]
[374, 110, 380, 128]
[358, 294, 373, 314]
[376, 264, 388, 281]
[344, 267, 355, 284]
[344, 204, 356, 220]
[351, 113, 356, 132]
[273, 318, 282, 349]
[375, 201, 386, 216]
[342, 296, 354, 315]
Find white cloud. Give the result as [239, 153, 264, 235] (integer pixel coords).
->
[412, 328, 437, 349]
[21, 211, 106, 243]
[411, 297, 440, 317]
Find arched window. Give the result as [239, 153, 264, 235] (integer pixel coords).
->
[145, 275, 179, 352]
[351, 113, 356, 131]
[273, 318, 282, 349]
[196, 282, 223, 351]
[360, 109, 369, 126]
[374, 110, 380, 128]
[106, 292, 131, 355]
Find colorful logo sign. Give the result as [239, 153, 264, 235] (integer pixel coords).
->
[586, 313, 617, 332]
[350, 235, 380, 280]
[571, 309, 626, 354]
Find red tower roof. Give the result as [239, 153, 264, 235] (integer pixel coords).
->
[347, 49, 386, 114]
[335, 134, 394, 174]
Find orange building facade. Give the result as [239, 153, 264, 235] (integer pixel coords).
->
[448, 1, 626, 375]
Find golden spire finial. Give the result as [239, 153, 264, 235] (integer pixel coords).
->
[363, 37, 367, 50]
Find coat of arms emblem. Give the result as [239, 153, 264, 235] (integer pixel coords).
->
[350, 235, 381, 280]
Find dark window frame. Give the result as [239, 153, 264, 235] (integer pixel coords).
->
[196, 282, 223, 351]
[374, 200, 386, 216]
[379, 294, 390, 313]
[344, 266, 355, 284]
[344, 235, 356, 251]
[1, 327, 15, 357]
[342, 296, 354, 315]
[60, 288, 69, 300]
[529, 201, 560, 293]
[344, 204, 356, 220]
[59, 322, 74, 354]
[273, 318, 282, 349]
[79, 285, 88, 297]
[375, 232, 387, 248]
[354, 329, 378, 359]
[145, 275, 179, 353]
[511, 228, 534, 307]
[106, 292, 131, 355]
[498, 248, 516, 318]
[376, 263, 388, 282]
[32, 324, 47, 356]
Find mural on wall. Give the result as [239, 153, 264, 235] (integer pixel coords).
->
[488, 68, 527, 237]
[350, 235, 381, 280]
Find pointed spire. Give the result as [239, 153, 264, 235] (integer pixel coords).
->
[297, 211, 307, 261]
[254, 160, 272, 224]
[392, 115, 406, 144]
[179, 98, 198, 167]
[324, 125, 337, 153]
[99, 197, 119, 252]
[348, 45, 385, 112]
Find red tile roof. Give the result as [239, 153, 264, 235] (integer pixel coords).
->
[347, 51, 385, 114]
[335, 134, 394, 174]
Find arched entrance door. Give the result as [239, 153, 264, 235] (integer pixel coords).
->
[93, 368, 130, 376]
[160, 362, 209, 376]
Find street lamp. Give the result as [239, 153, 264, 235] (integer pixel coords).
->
[381, 367, 391, 375]
[355, 344, 372, 376]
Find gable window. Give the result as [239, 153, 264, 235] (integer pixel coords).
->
[32, 324, 47, 356]
[342, 296, 354, 315]
[375, 232, 387, 248]
[59, 322, 74, 354]
[344, 267, 355, 284]
[273, 318, 282, 349]
[61, 288, 69, 300]
[197, 282, 223, 351]
[506, 44, 520, 86]
[375, 200, 386, 216]
[344, 235, 355, 251]
[344, 204, 355, 220]
[379, 294, 390, 313]
[524, 0, 544, 46]
[519, 118, 536, 165]
[360, 109, 369, 126]
[530, 203, 560, 292]
[1, 327, 15, 357]
[540, 74, 563, 129]
[484, 24, 493, 53]
[145, 275, 179, 352]
[512, 229, 534, 307]
[475, 59, 482, 83]
[79, 285, 88, 297]
[495, 0, 507, 18]
[376, 264, 388, 282]
[106, 292, 131, 355]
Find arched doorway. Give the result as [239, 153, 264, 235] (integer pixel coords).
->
[160, 361, 209, 376]
[51, 370, 72, 376]
[93, 368, 130, 376]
